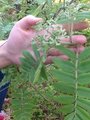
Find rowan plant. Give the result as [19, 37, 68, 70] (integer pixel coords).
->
[1, 0, 90, 120]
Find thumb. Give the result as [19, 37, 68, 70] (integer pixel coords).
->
[16, 15, 43, 30]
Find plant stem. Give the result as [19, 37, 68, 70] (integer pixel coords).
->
[73, 50, 79, 119]
[69, 22, 74, 43]
[52, 0, 66, 19]
[63, 0, 66, 11]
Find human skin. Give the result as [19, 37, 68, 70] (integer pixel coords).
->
[0, 15, 88, 68]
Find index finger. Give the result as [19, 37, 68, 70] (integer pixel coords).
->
[60, 35, 87, 45]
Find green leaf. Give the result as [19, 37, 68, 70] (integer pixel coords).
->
[73, 115, 80, 120]
[77, 106, 90, 120]
[52, 70, 75, 85]
[21, 65, 31, 72]
[35, 0, 46, 4]
[76, 11, 90, 21]
[33, 3, 46, 16]
[60, 104, 74, 114]
[33, 61, 43, 84]
[58, 11, 90, 24]
[78, 86, 90, 99]
[22, 50, 36, 64]
[47, 0, 52, 5]
[78, 98, 90, 113]
[20, 57, 36, 73]
[54, 94, 74, 104]
[20, 57, 32, 68]
[41, 65, 48, 80]
[57, 18, 73, 24]
[53, 82, 75, 95]
[65, 113, 74, 120]
[53, 58, 74, 73]
[65, 114, 81, 120]
[20, 50, 38, 72]
[12, 91, 36, 120]
[79, 47, 90, 61]
[56, 45, 75, 60]
[32, 43, 40, 61]
[79, 60, 90, 72]
[78, 73, 90, 85]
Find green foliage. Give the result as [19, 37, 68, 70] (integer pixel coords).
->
[52, 45, 90, 120]
[10, 44, 90, 120]
[1, 0, 90, 120]
[11, 87, 36, 120]
[8, 44, 49, 119]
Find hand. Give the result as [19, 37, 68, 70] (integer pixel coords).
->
[4, 15, 42, 64]
[45, 35, 87, 64]
[3, 15, 87, 65]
